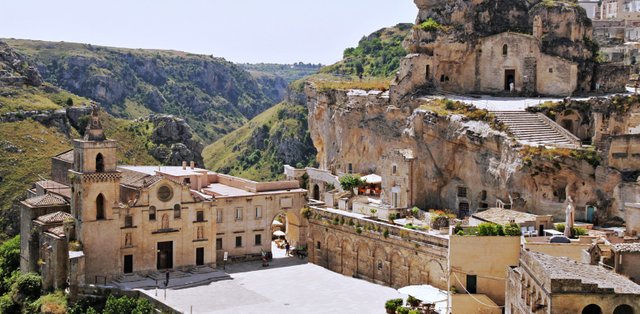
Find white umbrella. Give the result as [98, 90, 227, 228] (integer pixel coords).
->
[361, 173, 382, 184]
[397, 285, 448, 304]
[272, 220, 284, 226]
[273, 230, 286, 237]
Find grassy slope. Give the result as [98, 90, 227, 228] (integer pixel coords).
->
[3, 39, 280, 143]
[203, 102, 316, 181]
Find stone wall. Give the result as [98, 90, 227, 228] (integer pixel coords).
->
[608, 135, 640, 171]
[306, 207, 448, 289]
[626, 203, 640, 236]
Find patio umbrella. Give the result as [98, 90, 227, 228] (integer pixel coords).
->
[361, 174, 382, 184]
[272, 220, 284, 226]
[273, 230, 286, 237]
[397, 285, 448, 304]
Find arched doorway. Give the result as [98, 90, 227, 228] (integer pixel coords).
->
[582, 304, 602, 314]
[614, 304, 634, 314]
[270, 210, 302, 258]
[313, 184, 320, 201]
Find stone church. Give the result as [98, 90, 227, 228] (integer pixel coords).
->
[20, 107, 307, 290]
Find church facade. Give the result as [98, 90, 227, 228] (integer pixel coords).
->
[20, 108, 307, 289]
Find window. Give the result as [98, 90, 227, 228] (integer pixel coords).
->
[235, 207, 243, 221]
[255, 206, 262, 219]
[216, 208, 223, 223]
[124, 215, 133, 228]
[440, 74, 445, 82]
[174, 204, 181, 219]
[481, 190, 487, 201]
[348, 163, 353, 174]
[95, 153, 104, 173]
[459, 202, 470, 212]
[149, 206, 156, 221]
[316, 241, 321, 250]
[502, 44, 508, 56]
[157, 185, 173, 202]
[235, 236, 242, 248]
[426, 65, 430, 78]
[457, 186, 468, 198]
[255, 234, 262, 246]
[392, 192, 399, 208]
[196, 210, 204, 222]
[549, 68, 553, 73]
[216, 238, 223, 250]
[392, 165, 397, 175]
[96, 194, 105, 220]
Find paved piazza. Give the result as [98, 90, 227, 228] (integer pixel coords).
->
[140, 256, 405, 313]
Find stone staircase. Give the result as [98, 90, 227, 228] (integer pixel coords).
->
[493, 111, 581, 147]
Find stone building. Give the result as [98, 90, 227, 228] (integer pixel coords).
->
[506, 250, 640, 314]
[611, 243, 640, 284]
[21, 107, 307, 287]
[391, 0, 627, 99]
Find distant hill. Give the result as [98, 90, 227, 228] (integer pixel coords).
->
[319, 23, 412, 78]
[240, 63, 322, 83]
[3, 39, 288, 143]
[203, 101, 316, 181]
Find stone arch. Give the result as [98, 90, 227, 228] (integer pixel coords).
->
[614, 304, 634, 314]
[356, 240, 372, 280]
[326, 234, 341, 273]
[373, 246, 389, 284]
[271, 209, 303, 248]
[96, 153, 104, 173]
[582, 304, 602, 314]
[408, 257, 423, 285]
[96, 193, 105, 220]
[312, 184, 320, 201]
[426, 258, 447, 289]
[390, 250, 408, 288]
[342, 238, 355, 277]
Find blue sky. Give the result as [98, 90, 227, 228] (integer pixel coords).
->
[0, 0, 417, 64]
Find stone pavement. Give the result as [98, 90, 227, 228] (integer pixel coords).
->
[113, 267, 230, 290]
[139, 257, 406, 314]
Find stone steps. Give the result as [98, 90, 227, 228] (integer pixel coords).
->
[493, 111, 579, 147]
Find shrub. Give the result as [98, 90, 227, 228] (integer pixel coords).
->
[300, 207, 312, 219]
[410, 207, 420, 218]
[504, 223, 522, 236]
[396, 307, 410, 314]
[453, 222, 463, 235]
[418, 18, 443, 32]
[356, 227, 363, 234]
[456, 230, 465, 236]
[0, 294, 17, 314]
[385, 298, 403, 314]
[383, 229, 390, 238]
[103, 295, 153, 314]
[34, 292, 67, 314]
[573, 227, 588, 236]
[388, 213, 397, 222]
[555, 223, 566, 232]
[407, 295, 421, 307]
[408, 310, 420, 314]
[11, 272, 42, 302]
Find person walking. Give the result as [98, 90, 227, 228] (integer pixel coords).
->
[285, 240, 291, 257]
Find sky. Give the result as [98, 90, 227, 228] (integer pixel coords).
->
[0, 0, 417, 65]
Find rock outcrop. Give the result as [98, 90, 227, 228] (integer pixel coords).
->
[0, 41, 42, 87]
[147, 115, 204, 167]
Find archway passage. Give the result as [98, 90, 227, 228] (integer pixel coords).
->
[582, 304, 602, 314]
[270, 210, 302, 259]
[505, 70, 515, 91]
[614, 304, 634, 314]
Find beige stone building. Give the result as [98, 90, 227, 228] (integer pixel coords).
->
[506, 250, 640, 314]
[20, 108, 307, 288]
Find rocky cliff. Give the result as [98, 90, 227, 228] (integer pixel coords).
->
[305, 83, 626, 224]
[3, 39, 288, 143]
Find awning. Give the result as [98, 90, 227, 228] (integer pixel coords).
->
[361, 174, 382, 184]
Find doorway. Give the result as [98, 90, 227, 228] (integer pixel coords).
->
[196, 247, 204, 266]
[123, 255, 133, 274]
[313, 184, 320, 201]
[466, 275, 477, 294]
[586, 206, 596, 223]
[504, 70, 515, 91]
[157, 241, 173, 270]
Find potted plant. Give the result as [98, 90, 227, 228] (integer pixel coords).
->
[385, 299, 403, 314]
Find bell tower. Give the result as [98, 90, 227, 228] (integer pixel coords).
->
[69, 106, 122, 282]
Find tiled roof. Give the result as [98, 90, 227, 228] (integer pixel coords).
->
[612, 243, 640, 253]
[53, 150, 74, 163]
[119, 168, 162, 188]
[36, 211, 72, 224]
[530, 251, 640, 294]
[472, 208, 543, 225]
[24, 194, 68, 207]
[46, 226, 65, 237]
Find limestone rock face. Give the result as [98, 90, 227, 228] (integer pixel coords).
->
[148, 115, 204, 167]
[0, 41, 42, 87]
[306, 85, 624, 221]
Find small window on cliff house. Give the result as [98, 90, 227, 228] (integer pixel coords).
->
[392, 165, 397, 175]
[426, 65, 430, 79]
[440, 75, 445, 82]
[348, 163, 353, 174]
[503, 44, 508, 56]
[457, 187, 468, 198]
[549, 68, 553, 73]
[481, 190, 487, 201]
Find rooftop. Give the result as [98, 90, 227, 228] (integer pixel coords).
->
[529, 251, 640, 294]
[612, 243, 640, 253]
[35, 180, 71, 199]
[202, 183, 253, 197]
[53, 149, 74, 163]
[119, 167, 163, 188]
[46, 226, 65, 237]
[472, 208, 548, 225]
[119, 166, 213, 178]
[36, 211, 72, 224]
[24, 194, 68, 207]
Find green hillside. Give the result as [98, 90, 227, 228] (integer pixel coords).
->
[4, 39, 286, 143]
[203, 102, 316, 181]
[319, 23, 412, 78]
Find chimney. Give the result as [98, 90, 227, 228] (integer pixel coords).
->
[190, 161, 195, 169]
[182, 161, 187, 170]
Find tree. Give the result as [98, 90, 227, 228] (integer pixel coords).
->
[339, 174, 364, 193]
[0, 236, 20, 294]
